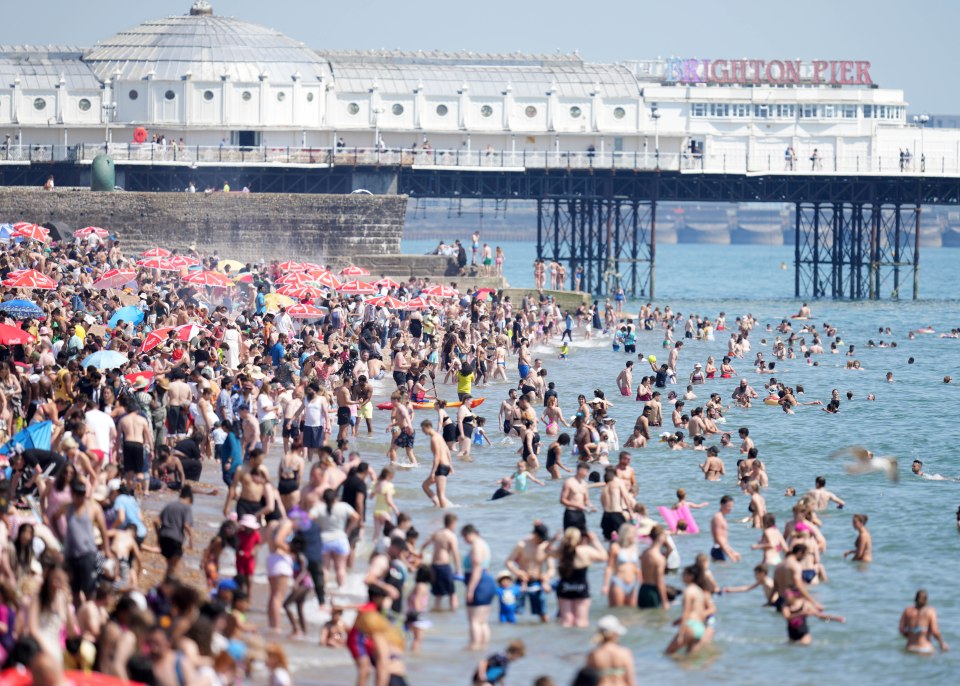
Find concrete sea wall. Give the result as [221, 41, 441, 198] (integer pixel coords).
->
[0, 188, 407, 263]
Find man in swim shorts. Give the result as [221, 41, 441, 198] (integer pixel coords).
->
[638, 526, 670, 609]
[505, 522, 553, 622]
[560, 463, 595, 534]
[710, 495, 740, 562]
[421, 513, 462, 611]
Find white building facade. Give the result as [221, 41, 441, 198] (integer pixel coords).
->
[0, 2, 954, 174]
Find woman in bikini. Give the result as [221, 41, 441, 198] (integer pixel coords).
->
[899, 589, 948, 653]
[540, 395, 569, 437]
[665, 565, 710, 656]
[602, 523, 640, 608]
[719, 356, 736, 379]
[635, 376, 652, 402]
[751, 513, 788, 567]
[546, 434, 572, 480]
[585, 615, 636, 686]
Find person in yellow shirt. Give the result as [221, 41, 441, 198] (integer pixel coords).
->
[457, 362, 474, 402]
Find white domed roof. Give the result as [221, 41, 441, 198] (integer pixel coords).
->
[83, 2, 328, 83]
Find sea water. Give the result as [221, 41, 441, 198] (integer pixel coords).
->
[285, 240, 959, 685]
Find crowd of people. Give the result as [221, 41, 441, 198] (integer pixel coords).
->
[0, 223, 950, 686]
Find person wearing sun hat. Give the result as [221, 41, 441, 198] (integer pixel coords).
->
[584, 615, 635, 685]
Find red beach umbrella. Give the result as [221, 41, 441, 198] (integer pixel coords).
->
[287, 303, 326, 318]
[74, 226, 110, 239]
[140, 247, 172, 258]
[12, 224, 49, 242]
[136, 257, 179, 271]
[340, 264, 370, 277]
[309, 270, 342, 290]
[182, 271, 232, 287]
[404, 296, 435, 310]
[277, 284, 324, 299]
[93, 268, 138, 289]
[337, 279, 377, 295]
[3, 269, 57, 290]
[421, 284, 459, 298]
[373, 277, 401, 289]
[0, 323, 35, 345]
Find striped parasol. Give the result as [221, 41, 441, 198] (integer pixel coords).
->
[12, 223, 49, 242]
[421, 284, 459, 298]
[309, 270, 342, 290]
[167, 255, 200, 269]
[337, 279, 377, 295]
[182, 270, 232, 287]
[136, 257, 180, 271]
[373, 277, 402, 289]
[2, 269, 57, 290]
[275, 272, 314, 286]
[276, 284, 324, 299]
[287, 303, 326, 318]
[340, 264, 370, 277]
[404, 295, 436, 310]
[93, 268, 137, 289]
[74, 226, 110, 239]
[140, 247, 172, 258]
[366, 295, 406, 309]
[275, 261, 304, 272]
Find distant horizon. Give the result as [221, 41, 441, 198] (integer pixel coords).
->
[5, 0, 958, 113]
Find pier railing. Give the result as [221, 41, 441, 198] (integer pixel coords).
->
[3, 143, 959, 177]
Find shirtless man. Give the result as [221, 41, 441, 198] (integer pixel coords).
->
[421, 513, 462, 611]
[843, 514, 872, 562]
[700, 446, 725, 481]
[334, 379, 358, 443]
[738, 427, 754, 454]
[710, 495, 740, 562]
[638, 525, 670, 609]
[352, 375, 373, 436]
[499, 389, 519, 435]
[387, 394, 418, 466]
[687, 407, 705, 439]
[223, 448, 266, 518]
[806, 475, 845, 511]
[505, 522, 554, 623]
[645, 392, 663, 427]
[560, 462, 596, 534]
[164, 370, 193, 445]
[773, 544, 822, 612]
[616, 362, 633, 398]
[615, 452, 638, 496]
[238, 404, 261, 458]
[421, 420, 453, 508]
[146, 625, 198, 686]
[106, 523, 143, 589]
[116, 395, 153, 488]
[600, 467, 634, 541]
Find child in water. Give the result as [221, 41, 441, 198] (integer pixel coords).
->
[495, 571, 519, 624]
[559, 342, 569, 359]
[472, 416, 492, 447]
[510, 460, 545, 494]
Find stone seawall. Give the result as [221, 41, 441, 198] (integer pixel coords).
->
[0, 188, 407, 263]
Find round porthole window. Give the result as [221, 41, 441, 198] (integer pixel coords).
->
[78, 98, 91, 112]
[569, 106, 582, 119]
[241, 91, 252, 101]
[203, 90, 214, 101]
[347, 102, 360, 115]
[129, 90, 139, 101]
[33, 98, 46, 111]
[306, 92, 315, 102]
[480, 105, 493, 118]
[164, 90, 176, 101]
[436, 104, 448, 116]
[392, 103, 404, 115]
[277, 91, 286, 102]
[613, 106, 626, 119]
[525, 105, 538, 118]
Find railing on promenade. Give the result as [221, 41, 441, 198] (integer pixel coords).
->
[2, 143, 958, 177]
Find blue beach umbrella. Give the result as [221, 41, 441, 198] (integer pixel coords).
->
[82, 349, 129, 370]
[0, 224, 14, 241]
[0, 298, 44, 319]
[0, 420, 52, 455]
[108, 305, 144, 327]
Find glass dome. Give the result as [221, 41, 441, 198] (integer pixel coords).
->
[83, 3, 329, 83]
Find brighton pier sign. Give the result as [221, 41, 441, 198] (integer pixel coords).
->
[664, 58, 873, 86]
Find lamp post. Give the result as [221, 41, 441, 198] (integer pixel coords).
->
[372, 106, 384, 157]
[912, 114, 929, 172]
[102, 101, 117, 149]
[651, 103, 661, 169]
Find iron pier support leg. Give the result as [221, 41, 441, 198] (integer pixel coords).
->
[650, 200, 657, 301]
[914, 205, 921, 300]
[536, 199, 543, 262]
[794, 203, 801, 298]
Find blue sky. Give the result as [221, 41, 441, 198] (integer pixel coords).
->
[10, 0, 956, 112]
